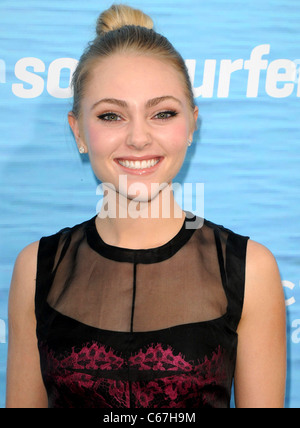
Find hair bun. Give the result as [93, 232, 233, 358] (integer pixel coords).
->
[96, 4, 154, 36]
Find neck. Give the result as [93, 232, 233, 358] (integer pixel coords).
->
[96, 183, 186, 249]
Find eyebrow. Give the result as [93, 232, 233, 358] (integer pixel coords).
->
[91, 95, 182, 110]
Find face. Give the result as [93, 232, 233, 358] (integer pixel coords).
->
[69, 54, 198, 202]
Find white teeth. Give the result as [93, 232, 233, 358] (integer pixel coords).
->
[118, 158, 160, 169]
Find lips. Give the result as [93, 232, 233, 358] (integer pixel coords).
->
[118, 158, 160, 169]
[114, 156, 163, 174]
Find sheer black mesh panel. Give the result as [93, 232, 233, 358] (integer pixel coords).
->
[46, 216, 229, 333]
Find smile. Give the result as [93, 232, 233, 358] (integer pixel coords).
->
[117, 158, 161, 170]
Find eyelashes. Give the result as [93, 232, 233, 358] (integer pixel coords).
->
[97, 112, 122, 122]
[97, 110, 178, 122]
[97, 112, 121, 122]
[154, 110, 178, 120]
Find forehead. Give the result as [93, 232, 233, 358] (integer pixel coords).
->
[84, 54, 187, 105]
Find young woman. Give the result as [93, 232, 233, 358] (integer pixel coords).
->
[6, 4, 286, 408]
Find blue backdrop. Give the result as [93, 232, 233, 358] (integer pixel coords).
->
[0, 0, 299, 408]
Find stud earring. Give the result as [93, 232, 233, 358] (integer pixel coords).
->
[187, 139, 192, 147]
[79, 146, 85, 154]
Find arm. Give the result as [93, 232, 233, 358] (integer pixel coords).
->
[234, 240, 286, 408]
[6, 241, 48, 408]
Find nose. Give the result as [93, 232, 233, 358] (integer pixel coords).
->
[126, 116, 152, 150]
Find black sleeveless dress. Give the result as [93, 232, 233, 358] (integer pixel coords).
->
[35, 211, 249, 408]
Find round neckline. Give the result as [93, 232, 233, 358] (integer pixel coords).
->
[85, 210, 200, 264]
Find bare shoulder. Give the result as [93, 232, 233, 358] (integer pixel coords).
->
[245, 239, 281, 284]
[246, 239, 280, 277]
[6, 239, 49, 408]
[9, 240, 41, 312]
[14, 240, 40, 267]
[13, 240, 40, 276]
[242, 238, 285, 319]
[235, 239, 286, 408]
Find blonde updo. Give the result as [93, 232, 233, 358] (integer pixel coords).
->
[96, 4, 154, 36]
[71, 4, 195, 118]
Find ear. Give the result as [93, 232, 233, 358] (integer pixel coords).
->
[189, 105, 199, 140]
[68, 111, 86, 152]
[193, 106, 199, 126]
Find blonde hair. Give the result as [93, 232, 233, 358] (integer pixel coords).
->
[96, 4, 154, 35]
[71, 4, 195, 117]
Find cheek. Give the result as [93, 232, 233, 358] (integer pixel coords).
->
[161, 121, 189, 153]
[84, 123, 107, 155]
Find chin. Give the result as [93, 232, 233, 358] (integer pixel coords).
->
[118, 181, 170, 203]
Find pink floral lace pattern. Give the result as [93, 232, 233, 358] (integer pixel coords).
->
[40, 342, 229, 408]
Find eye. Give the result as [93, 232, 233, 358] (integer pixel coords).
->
[154, 110, 178, 120]
[97, 112, 122, 122]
